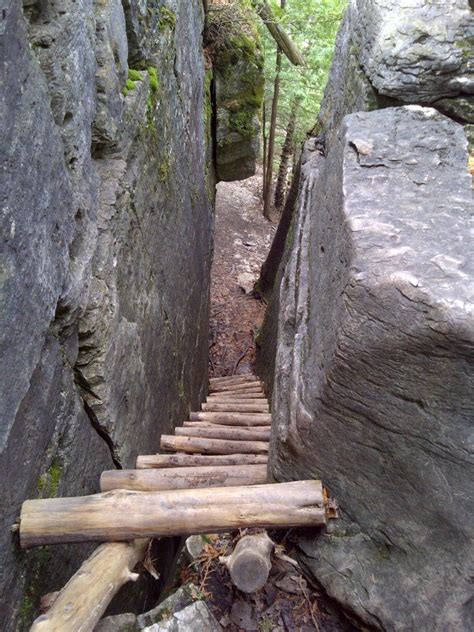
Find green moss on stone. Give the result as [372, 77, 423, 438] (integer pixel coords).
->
[159, 6, 176, 32]
[128, 68, 143, 82]
[229, 109, 255, 138]
[159, 155, 170, 183]
[37, 458, 62, 498]
[148, 67, 159, 93]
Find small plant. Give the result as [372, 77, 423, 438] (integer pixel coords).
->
[128, 68, 143, 82]
[159, 6, 176, 32]
[147, 67, 159, 93]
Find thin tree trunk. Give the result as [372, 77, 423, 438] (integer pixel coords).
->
[263, 47, 281, 219]
[263, 0, 286, 219]
[274, 100, 298, 212]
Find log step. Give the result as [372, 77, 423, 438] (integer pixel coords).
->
[160, 434, 269, 455]
[19, 481, 326, 547]
[209, 383, 264, 394]
[136, 453, 268, 469]
[209, 374, 258, 385]
[207, 393, 267, 400]
[100, 464, 268, 492]
[189, 411, 271, 425]
[175, 425, 271, 441]
[202, 402, 269, 413]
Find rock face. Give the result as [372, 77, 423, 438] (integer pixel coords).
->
[207, 4, 264, 182]
[266, 107, 474, 630]
[258, 4, 474, 628]
[0, 1, 213, 629]
[319, 0, 474, 146]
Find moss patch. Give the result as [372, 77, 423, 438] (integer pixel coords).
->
[37, 458, 62, 498]
[159, 6, 176, 32]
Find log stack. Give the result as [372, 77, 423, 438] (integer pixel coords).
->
[19, 373, 334, 631]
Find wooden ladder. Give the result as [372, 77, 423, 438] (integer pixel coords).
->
[20, 373, 331, 632]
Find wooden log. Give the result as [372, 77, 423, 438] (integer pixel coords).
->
[100, 464, 268, 492]
[220, 532, 274, 593]
[206, 397, 268, 405]
[207, 393, 267, 400]
[175, 426, 271, 441]
[136, 453, 268, 469]
[209, 382, 264, 394]
[189, 412, 271, 426]
[210, 389, 265, 397]
[202, 402, 269, 413]
[209, 375, 258, 385]
[160, 435, 269, 455]
[20, 481, 326, 547]
[252, 1, 305, 66]
[30, 540, 148, 631]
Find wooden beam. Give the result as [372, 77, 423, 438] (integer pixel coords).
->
[136, 453, 268, 469]
[207, 393, 267, 400]
[30, 540, 148, 631]
[209, 375, 258, 385]
[20, 481, 326, 547]
[189, 412, 271, 425]
[175, 426, 271, 442]
[160, 434, 269, 455]
[252, 1, 305, 66]
[100, 464, 268, 492]
[202, 402, 269, 413]
[209, 382, 264, 394]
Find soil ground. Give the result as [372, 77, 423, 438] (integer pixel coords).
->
[209, 167, 274, 377]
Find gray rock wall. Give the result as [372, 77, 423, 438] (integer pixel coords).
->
[269, 106, 474, 630]
[0, 1, 213, 628]
[258, 1, 474, 629]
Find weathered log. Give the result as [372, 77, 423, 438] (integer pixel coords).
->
[209, 375, 258, 385]
[207, 393, 267, 400]
[206, 398, 268, 405]
[209, 382, 264, 393]
[136, 453, 268, 469]
[160, 435, 269, 455]
[252, 1, 305, 66]
[189, 412, 271, 425]
[220, 532, 274, 593]
[101, 464, 268, 492]
[20, 481, 326, 547]
[202, 402, 269, 413]
[175, 426, 271, 441]
[30, 540, 148, 631]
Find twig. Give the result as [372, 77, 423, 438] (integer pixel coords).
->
[232, 345, 252, 375]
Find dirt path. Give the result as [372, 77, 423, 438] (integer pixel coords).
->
[209, 168, 275, 377]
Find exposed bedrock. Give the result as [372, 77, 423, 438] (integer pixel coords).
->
[265, 107, 474, 630]
[0, 0, 213, 628]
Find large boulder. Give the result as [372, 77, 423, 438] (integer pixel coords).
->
[319, 0, 474, 144]
[268, 106, 474, 630]
[208, 3, 264, 182]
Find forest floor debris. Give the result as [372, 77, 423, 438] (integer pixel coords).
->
[209, 168, 275, 377]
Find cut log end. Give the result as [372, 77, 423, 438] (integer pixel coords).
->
[220, 532, 274, 593]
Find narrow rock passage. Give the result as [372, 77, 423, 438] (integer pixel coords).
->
[209, 169, 275, 376]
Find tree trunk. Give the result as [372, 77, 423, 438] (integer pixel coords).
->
[220, 531, 274, 593]
[274, 101, 298, 211]
[20, 481, 326, 547]
[263, 46, 281, 219]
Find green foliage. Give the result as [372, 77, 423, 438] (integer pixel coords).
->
[260, 0, 347, 169]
